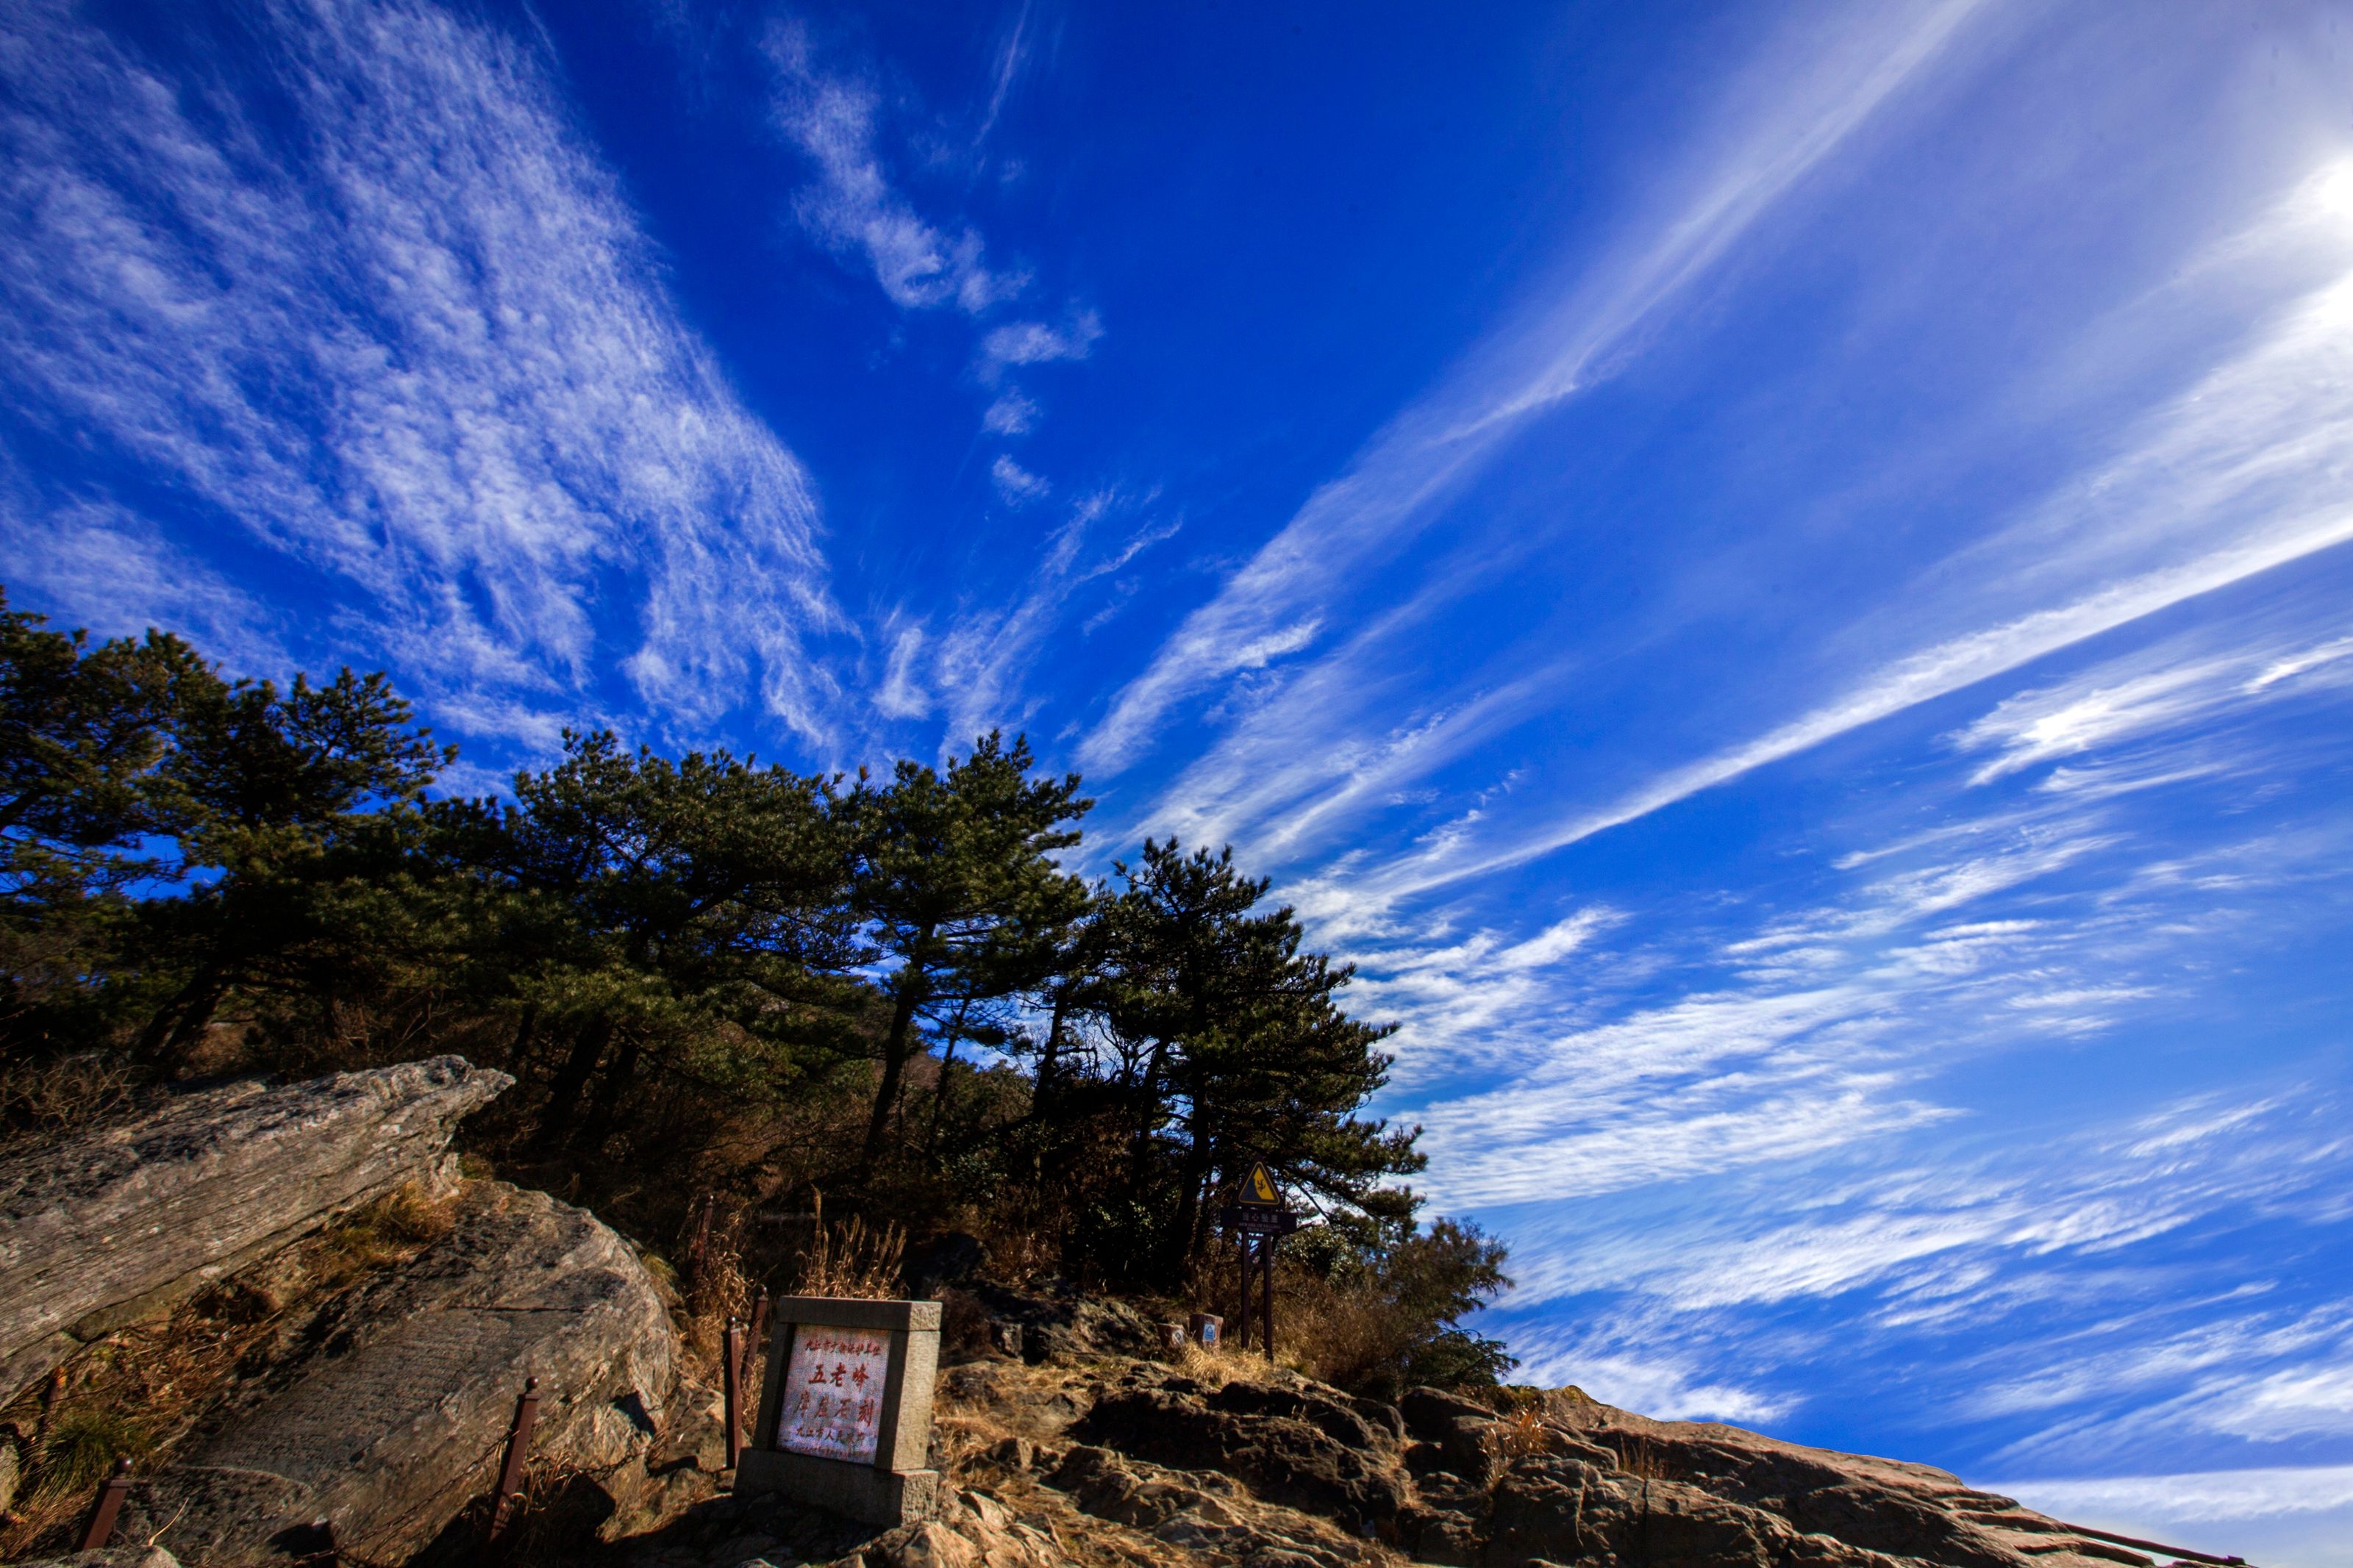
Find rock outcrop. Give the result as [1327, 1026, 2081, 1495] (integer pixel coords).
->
[1501, 1397, 2165, 1568]
[963, 1285, 1163, 1367]
[901, 1353, 2184, 1568]
[0, 1059, 2199, 1568]
[1068, 1372, 1407, 1532]
[0, 1056, 511, 1403]
[113, 1180, 675, 1565]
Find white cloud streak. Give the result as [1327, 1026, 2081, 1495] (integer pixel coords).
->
[2007, 1464, 2353, 1529]
[991, 454, 1050, 506]
[0, 0, 842, 743]
[900, 494, 1178, 753]
[979, 313, 1103, 381]
[767, 21, 1024, 314]
[1271, 179, 2353, 931]
[1079, 0, 1991, 773]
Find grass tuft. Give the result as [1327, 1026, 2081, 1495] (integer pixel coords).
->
[35, 1407, 151, 1498]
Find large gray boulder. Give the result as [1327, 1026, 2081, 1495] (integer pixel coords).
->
[0, 1056, 510, 1403]
[121, 1180, 676, 1566]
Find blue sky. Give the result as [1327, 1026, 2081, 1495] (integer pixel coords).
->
[5, 0, 2352, 1561]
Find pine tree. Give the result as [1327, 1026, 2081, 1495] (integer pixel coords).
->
[846, 732, 1091, 1173]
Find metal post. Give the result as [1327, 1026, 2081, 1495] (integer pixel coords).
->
[722, 1319, 744, 1469]
[79, 1456, 133, 1550]
[485, 1376, 540, 1545]
[1260, 1235, 1275, 1359]
[1236, 1232, 1253, 1351]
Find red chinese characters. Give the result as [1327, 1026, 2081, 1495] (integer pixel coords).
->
[776, 1325, 893, 1464]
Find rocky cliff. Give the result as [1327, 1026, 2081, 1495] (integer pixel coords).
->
[1, 1059, 2215, 1568]
[594, 1333, 2199, 1568]
[0, 1059, 676, 1566]
[1, 1057, 510, 1404]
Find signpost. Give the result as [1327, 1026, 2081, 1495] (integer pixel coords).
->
[1217, 1161, 1300, 1358]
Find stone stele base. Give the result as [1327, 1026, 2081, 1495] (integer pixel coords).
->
[735, 1295, 942, 1527]
[735, 1446, 938, 1526]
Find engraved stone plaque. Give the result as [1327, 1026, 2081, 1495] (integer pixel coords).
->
[737, 1296, 940, 1526]
[776, 1325, 892, 1462]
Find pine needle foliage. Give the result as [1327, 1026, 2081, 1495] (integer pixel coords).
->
[0, 585, 1513, 1395]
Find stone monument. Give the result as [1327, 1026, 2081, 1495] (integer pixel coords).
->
[737, 1295, 940, 1525]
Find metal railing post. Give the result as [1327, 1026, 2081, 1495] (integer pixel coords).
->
[722, 1319, 745, 1469]
[485, 1376, 540, 1545]
[78, 1456, 133, 1550]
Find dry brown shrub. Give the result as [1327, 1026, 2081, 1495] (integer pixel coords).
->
[795, 1192, 906, 1300]
[0, 1050, 146, 1150]
[676, 1194, 754, 1374]
[1261, 1261, 1413, 1392]
[1483, 1406, 1552, 1482]
[973, 1222, 1055, 1289]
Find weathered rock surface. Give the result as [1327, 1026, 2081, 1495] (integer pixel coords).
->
[1068, 1368, 1406, 1532]
[615, 1479, 1065, 1568]
[1508, 1398, 2166, 1568]
[12, 1550, 182, 1568]
[957, 1285, 1164, 1369]
[915, 1352, 2185, 1568]
[115, 1180, 675, 1566]
[0, 1056, 510, 1403]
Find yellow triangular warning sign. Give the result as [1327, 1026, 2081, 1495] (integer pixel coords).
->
[1242, 1161, 1281, 1207]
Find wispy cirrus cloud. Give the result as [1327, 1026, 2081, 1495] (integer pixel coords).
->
[1377, 679, 2353, 1219]
[882, 493, 1179, 755]
[1079, 0, 1993, 774]
[760, 23, 1103, 431]
[977, 312, 1104, 381]
[759, 15, 1116, 741]
[0, 0, 842, 746]
[0, 475, 281, 676]
[1954, 625, 2353, 785]
[990, 454, 1051, 506]
[765, 19, 1026, 315]
[1243, 157, 2353, 936]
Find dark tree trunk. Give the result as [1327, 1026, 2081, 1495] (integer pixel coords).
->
[536, 1015, 613, 1149]
[135, 962, 229, 1066]
[574, 1031, 640, 1153]
[861, 979, 924, 1171]
[1164, 1115, 1219, 1286]
[506, 1004, 541, 1073]
[1034, 987, 1071, 1109]
[926, 998, 972, 1151]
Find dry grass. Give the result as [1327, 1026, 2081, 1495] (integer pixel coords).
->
[1486, 1406, 1550, 1469]
[0, 1050, 146, 1151]
[1615, 1434, 1671, 1481]
[314, 1182, 457, 1285]
[418, 1458, 617, 1568]
[794, 1192, 907, 1300]
[674, 1195, 754, 1376]
[1173, 1338, 1275, 1388]
[31, 1406, 153, 1500]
